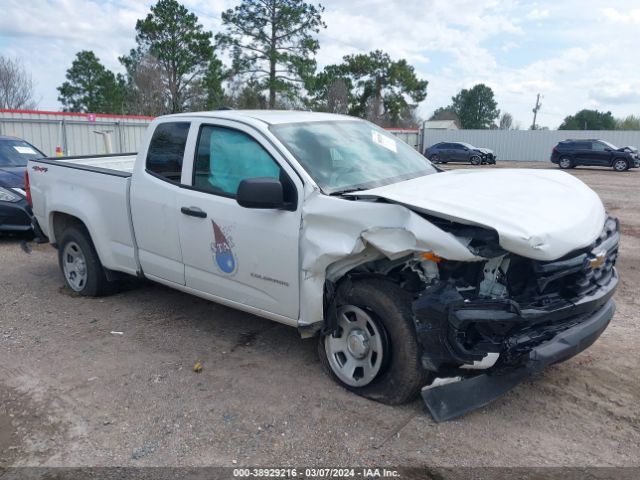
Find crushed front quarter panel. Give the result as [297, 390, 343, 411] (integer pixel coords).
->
[298, 192, 481, 327]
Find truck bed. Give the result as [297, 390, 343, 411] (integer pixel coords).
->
[28, 153, 140, 277]
[58, 154, 137, 174]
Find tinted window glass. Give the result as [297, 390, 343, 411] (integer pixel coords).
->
[146, 122, 190, 182]
[574, 142, 591, 149]
[592, 142, 607, 151]
[193, 126, 281, 196]
[0, 139, 45, 167]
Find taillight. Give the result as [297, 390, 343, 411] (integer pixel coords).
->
[24, 169, 32, 207]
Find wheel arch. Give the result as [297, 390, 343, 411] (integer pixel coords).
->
[50, 211, 86, 247]
[51, 211, 123, 283]
[612, 156, 629, 168]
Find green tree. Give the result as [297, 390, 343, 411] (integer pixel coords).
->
[201, 57, 228, 110]
[448, 84, 499, 129]
[57, 50, 125, 113]
[310, 50, 428, 127]
[615, 115, 640, 130]
[216, 0, 326, 108]
[559, 109, 616, 130]
[120, 0, 214, 113]
[228, 78, 269, 109]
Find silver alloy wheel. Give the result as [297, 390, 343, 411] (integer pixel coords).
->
[470, 155, 481, 165]
[613, 159, 628, 171]
[559, 157, 572, 168]
[324, 305, 385, 387]
[62, 241, 88, 292]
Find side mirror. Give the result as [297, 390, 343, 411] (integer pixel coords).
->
[463, 147, 469, 151]
[237, 177, 284, 209]
[605, 148, 612, 152]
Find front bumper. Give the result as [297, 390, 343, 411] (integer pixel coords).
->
[413, 265, 618, 422]
[0, 197, 33, 233]
[421, 298, 614, 421]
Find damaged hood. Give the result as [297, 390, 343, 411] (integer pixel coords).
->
[349, 169, 606, 261]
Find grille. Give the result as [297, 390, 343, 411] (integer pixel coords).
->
[532, 216, 619, 301]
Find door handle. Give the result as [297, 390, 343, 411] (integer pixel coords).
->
[181, 206, 207, 218]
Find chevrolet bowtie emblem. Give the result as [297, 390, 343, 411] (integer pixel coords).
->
[589, 251, 606, 269]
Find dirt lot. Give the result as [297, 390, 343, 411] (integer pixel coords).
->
[0, 161, 638, 468]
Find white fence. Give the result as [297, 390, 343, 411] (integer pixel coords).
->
[0, 109, 152, 157]
[4, 110, 639, 163]
[420, 129, 640, 161]
[385, 128, 420, 150]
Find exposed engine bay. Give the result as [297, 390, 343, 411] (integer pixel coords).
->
[325, 215, 620, 420]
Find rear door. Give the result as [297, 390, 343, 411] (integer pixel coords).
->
[439, 143, 453, 161]
[572, 141, 593, 165]
[130, 121, 191, 285]
[175, 120, 303, 320]
[449, 143, 466, 162]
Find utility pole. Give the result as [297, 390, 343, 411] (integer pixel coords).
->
[531, 93, 542, 130]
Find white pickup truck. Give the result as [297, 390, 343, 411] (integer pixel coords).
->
[26, 111, 619, 420]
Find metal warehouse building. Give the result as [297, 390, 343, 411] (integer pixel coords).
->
[0, 109, 152, 157]
[2, 109, 640, 161]
[420, 128, 640, 162]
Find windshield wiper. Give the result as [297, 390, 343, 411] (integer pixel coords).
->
[329, 186, 369, 196]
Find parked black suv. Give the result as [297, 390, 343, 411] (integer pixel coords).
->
[551, 139, 639, 172]
[424, 142, 496, 165]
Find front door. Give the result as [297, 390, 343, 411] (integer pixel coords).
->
[587, 141, 613, 166]
[175, 121, 302, 320]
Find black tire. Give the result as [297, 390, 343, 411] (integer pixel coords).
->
[429, 154, 440, 163]
[57, 226, 118, 297]
[470, 155, 482, 165]
[317, 278, 430, 405]
[612, 158, 629, 172]
[558, 156, 573, 169]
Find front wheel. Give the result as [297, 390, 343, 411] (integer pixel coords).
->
[318, 279, 429, 405]
[58, 226, 117, 296]
[613, 158, 629, 172]
[470, 155, 482, 165]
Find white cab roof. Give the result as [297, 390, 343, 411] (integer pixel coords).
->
[169, 110, 355, 125]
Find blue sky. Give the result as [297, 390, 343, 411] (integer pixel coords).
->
[1, 0, 639, 128]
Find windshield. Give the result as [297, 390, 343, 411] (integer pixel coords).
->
[270, 120, 436, 193]
[0, 139, 45, 167]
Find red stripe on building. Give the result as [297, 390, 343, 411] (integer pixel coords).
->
[0, 108, 154, 121]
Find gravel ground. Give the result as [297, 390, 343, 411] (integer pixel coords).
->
[0, 161, 638, 468]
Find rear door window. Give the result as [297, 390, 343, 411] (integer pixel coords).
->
[146, 122, 190, 182]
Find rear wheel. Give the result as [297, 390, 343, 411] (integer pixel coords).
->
[58, 227, 117, 296]
[429, 154, 440, 163]
[558, 156, 573, 169]
[318, 278, 429, 405]
[613, 158, 629, 172]
[470, 155, 482, 165]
